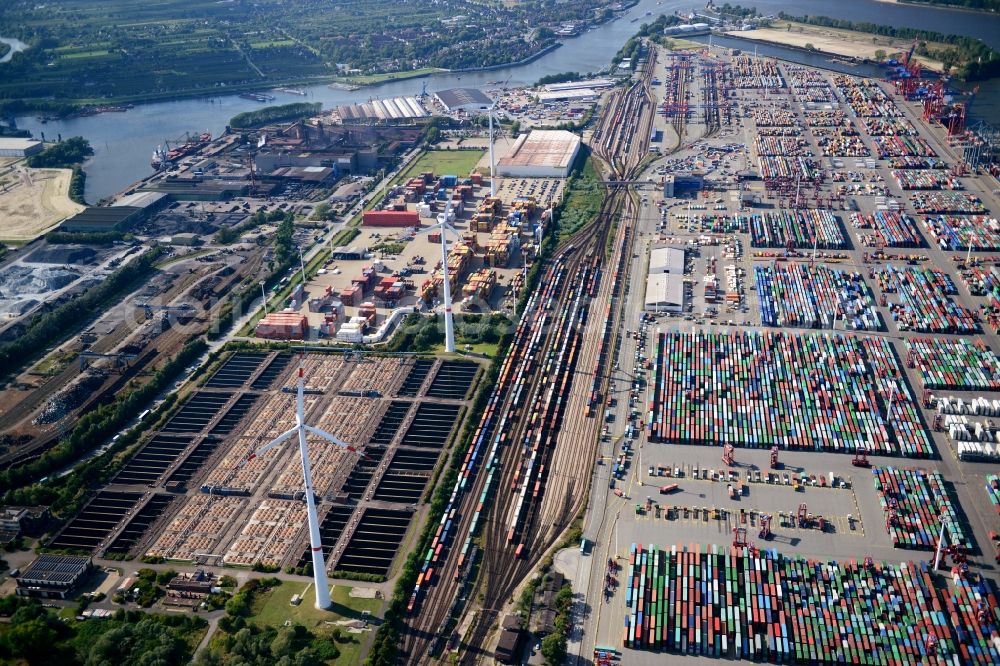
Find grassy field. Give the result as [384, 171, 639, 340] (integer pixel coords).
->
[343, 67, 445, 85]
[249, 581, 382, 665]
[392, 150, 487, 187]
[556, 151, 604, 243]
[30, 349, 76, 376]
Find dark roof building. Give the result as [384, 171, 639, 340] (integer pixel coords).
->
[16, 554, 92, 599]
[434, 88, 493, 112]
[495, 615, 524, 664]
[60, 206, 144, 233]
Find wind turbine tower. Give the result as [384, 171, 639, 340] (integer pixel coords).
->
[488, 106, 496, 197]
[419, 199, 459, 352]
[241, 356, 364, 609]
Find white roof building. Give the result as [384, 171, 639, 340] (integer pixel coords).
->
[497, 130, 581, 178]
[0, 137, 43, 158]
[434, 88, 493, 112]
[649, 247, 686, 275]
[644, 274, 686, 313]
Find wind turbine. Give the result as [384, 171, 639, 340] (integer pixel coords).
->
[241, 356, 365, 610]
[418, 199, 458, 352]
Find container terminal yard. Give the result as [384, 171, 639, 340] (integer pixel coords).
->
[2, 33, 1000, 666]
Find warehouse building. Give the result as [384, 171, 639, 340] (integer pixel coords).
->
[60, 206, 145, 233]
[434, 88, 493, 113]
[536, 88, 599, 104]
[543, 79, 615, 93]
[644, 273, 686, 313]
[16, 554, 92, 599]
[664, 22, 711, 36]
[0, 137, 43, 158]
[497, 130, 581, 178]
[335, 96, 428, 123]
[649, 246, 685, 275]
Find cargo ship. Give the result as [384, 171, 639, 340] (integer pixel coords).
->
[151, 132, 212, 169]
[274, 87, 307, 96]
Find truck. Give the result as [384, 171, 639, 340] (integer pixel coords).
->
[659, 484, 679, 494]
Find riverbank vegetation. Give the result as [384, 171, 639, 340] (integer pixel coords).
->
[1, 0, 628, 105]
[535, 71, 583, 86]
[612, 14, 684, 70]
[779, 14, 1000, 79]
[229, 102, 321, 129]
[25, 137, 92, 168]
[902, 0, 999, 11]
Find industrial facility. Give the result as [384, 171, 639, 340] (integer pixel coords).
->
[0, 137, 43, 158]
[334, 96, 428, 123]
[643, 273, 686, 313]
[497, 129, 581, 178]
[15, 554, 92, 599]
[434, 88, 494, 113]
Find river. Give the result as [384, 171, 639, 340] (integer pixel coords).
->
[11, 0, 1000, 202]
[0, 37, 27, 64]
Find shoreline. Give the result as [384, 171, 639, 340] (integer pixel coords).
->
[448, 42, 562, 74]
[874, 0, 999, 15]
[718, 32, 871, 64]
[21, 43, 571, 119]
[720, 25, 948, 75]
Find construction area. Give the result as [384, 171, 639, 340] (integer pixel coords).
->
[0, 167, 84, 242]
[46, 350, 480, 581]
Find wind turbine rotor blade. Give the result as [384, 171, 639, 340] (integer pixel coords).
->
[240, 428, 297, 467]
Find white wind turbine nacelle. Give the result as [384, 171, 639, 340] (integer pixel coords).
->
[417, 198, 458, 353]
[241, 355, 365, 610]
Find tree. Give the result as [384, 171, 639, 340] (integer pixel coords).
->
[540, 632, 567, 665]
[84, 618, 190, 666]
[804, 42, 816, 50]
[874, 49, 887, 62]
[274, 214, 296, 266]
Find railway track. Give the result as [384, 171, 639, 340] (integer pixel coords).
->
[0, 251, 265, 472]
[398, 48, 661, 664]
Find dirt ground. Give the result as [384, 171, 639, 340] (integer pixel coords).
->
[0, 168, 85, 242]
[729, 23, 944, 72]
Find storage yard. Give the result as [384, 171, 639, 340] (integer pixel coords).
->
[560, 44, 1000, 666]
[47, 350, 479, 582]
[289, 151, 569, 340]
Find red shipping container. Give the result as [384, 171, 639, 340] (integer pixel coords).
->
[363, 210, 419, 227]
